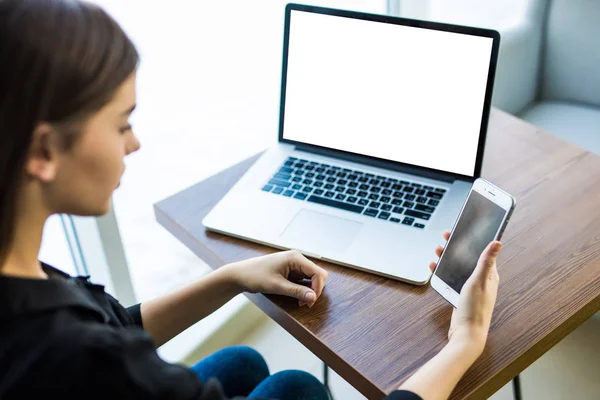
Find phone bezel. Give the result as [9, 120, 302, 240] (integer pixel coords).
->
[431, 178, 515, 307]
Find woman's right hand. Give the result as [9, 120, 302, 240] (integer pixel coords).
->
[430, 231, 502, 355]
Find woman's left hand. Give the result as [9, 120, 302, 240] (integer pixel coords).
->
[224, 250, 329, 308]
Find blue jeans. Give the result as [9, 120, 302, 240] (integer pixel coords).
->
[190, 346, 328, 400]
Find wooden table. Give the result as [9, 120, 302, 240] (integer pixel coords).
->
[154, 108, 600, 399]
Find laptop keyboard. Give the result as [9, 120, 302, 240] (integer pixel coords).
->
[261, 157, 446, 229]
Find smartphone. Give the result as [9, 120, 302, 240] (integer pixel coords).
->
[431, 178, 515, 307]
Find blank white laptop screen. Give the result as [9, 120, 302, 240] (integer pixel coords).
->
[282, 10, 494, 177]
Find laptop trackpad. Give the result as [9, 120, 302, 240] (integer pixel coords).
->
[280, 209, 363, 254]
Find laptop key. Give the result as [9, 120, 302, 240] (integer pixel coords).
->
[335, 186, 345, 192]
[368, 193, 379, 200]
[303, 179, 313, 185]
[347, 196, 358, 203]
[284, 161, 294, 167]
[370, 187, 381, 193]
[358, 199, 369, 206]
[392, 199, 403, 206]
[305, 172, 315, 178]
[273, 187, 284, 194]
[325, 191, 335, 198]
[337, 179, 348, 185]
[262, 185, 274, 192]
[426, 191, 443, 199]
[292, 184, 302, 190]
[335, 193, 346, 200]
[326, 170, 336, 175]
[336, 172, 347, 178]
[357, 191, 368, 198]
[314, 189, 324, 195]
[369, 179, 380, 185]
[283, 190, 294, 197]
[392, 206, 404, 214]
[410, 183, 422, 187]
[390, 217, 401, 223]
[294, 192, 307, 200]
[305, 165, 315, 171]
[358, 176, 369, 183]
[402, 217, 415, 226]
[302, 186, 313, 193]
[381, 204, 392, 211]
[269, 179, 291, 187]
[348, 174, 358, 180]
[348, 181, 358, 188]
[381, 181, 391, 188]
[405, 194, 416, 201]
[359, 183, 370, 190]
[403, 186, 414, 193]
[369, 201, 381, 208]
[415, 204, 435, 213]
[415, 189, 426, 195]
[416, 196, 428, 204]
[380, 196, 391, 203]
[400, 180, 409, 184]
[326, 177, 336, 183]
[316, 174, 325, 180]
[346, 188, 357, 195]
[423, 185, 434, 190]
[428, 199, 440, 206]
[414, 223, 425, 229]
[279, 167, 293, 173]
[307, 195, 364, 214]
[324, 183, 335, 190]
[378, 212, 391, 220]
[393, 191, 403, 198]
[292, 177, 302, 182]
[403, 201, 415, 208]
[316, 167, 325, 173]
[314, 181, 324, 187]
[364, 208, 378, 217]
[435, 188, 447, 193]
[405, 210, 431, 220]
[392, 184, 403, 190]
[382, 189, 392, 196]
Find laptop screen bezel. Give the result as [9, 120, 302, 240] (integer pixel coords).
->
[277, 3, 500, 182]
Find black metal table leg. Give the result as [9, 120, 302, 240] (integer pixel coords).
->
[323, 362, 334, 400]
[512, 374, 523, 400]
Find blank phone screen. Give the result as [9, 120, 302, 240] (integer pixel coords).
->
[435, 191, 506, 293]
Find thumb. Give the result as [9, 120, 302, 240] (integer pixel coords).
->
[473, 241, 502, 278]
[276, 279, 317, 303]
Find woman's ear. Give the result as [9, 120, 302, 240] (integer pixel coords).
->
[25, 123, 62, 183]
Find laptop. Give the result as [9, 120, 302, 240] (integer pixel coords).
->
[203, 4, 500, 285]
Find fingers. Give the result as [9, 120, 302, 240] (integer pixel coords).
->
[288, 251, 328, 306]
[435, 245, 444, 258]
[275, 279, 318, 304]
[473, 241, 502, 280]
[429, 231, 451, 272]
[429, 262, 436, 273]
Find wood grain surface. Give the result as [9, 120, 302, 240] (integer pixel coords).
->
[154, 108, 600, 399]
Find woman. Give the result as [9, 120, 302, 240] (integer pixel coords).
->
[0, 1, 502, 399]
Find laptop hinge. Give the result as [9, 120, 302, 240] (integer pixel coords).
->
[293, 143, 462, 183]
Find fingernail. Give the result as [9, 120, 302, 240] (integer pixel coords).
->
[492, 242, 502, 253]
[305, 291, 316, 302]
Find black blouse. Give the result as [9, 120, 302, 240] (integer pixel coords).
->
[0, 264, 421, 400]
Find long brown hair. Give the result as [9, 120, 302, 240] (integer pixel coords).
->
[0, 0, 139, 261]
